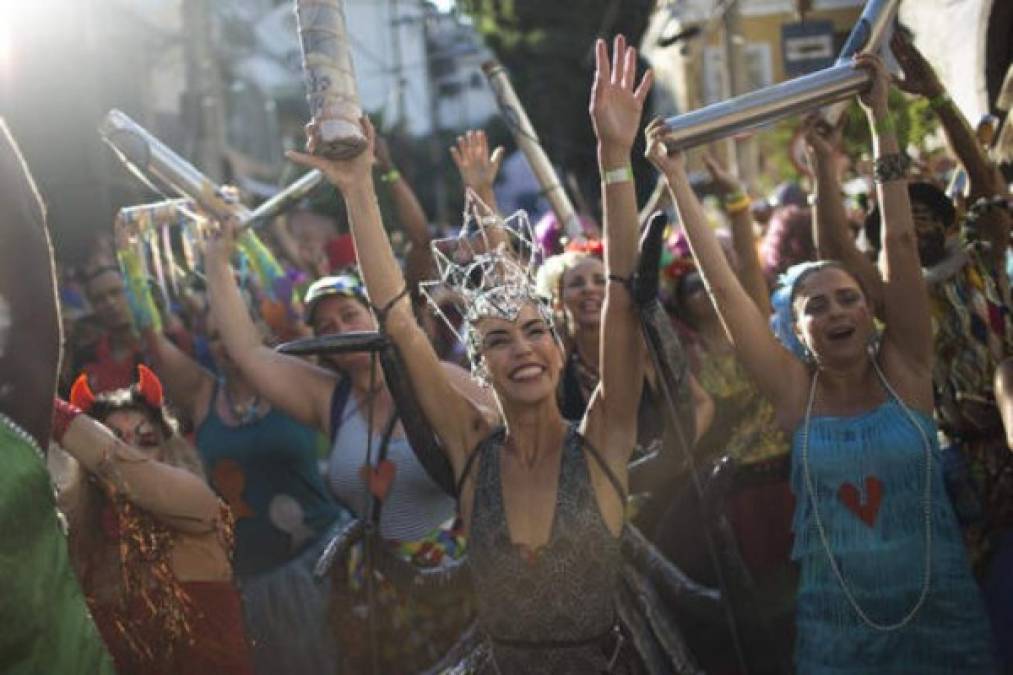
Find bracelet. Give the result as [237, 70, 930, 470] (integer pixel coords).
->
[928, 93, 951, 112]
[872, 152, 912, 184]
[380, 169, 401, 184]
[873, 114, 896, 137]
[724, 193, 751, 215]
[603, 165, 633, 185]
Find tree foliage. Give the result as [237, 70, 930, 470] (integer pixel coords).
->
[458, 0, 658, 216]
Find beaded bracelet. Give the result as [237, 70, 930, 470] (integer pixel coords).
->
[872, 152, 911, 184]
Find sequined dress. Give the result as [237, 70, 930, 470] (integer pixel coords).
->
[790, 399, 995, 673]
[462, 426, 638, 674]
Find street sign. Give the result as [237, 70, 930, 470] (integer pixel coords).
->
[782, 21, 836, 78]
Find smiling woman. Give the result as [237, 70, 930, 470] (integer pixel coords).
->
[287, 33, 655, 673]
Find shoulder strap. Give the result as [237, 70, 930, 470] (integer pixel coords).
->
[579, 431, 628, 506]
[454, 428, 502, 499]
[328, 376, 353, 445]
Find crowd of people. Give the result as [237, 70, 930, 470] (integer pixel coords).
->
[2, 27, 1011, 675]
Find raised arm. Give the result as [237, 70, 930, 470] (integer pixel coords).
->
[204, 225, 338, 435]
[0, 121, 61, 448]
[583, 35, 651, 461]
[892, 30, 1004, 202]
[375, 135, 435, 292]
[703, 154, 771, 315]
[56, 402, 220, 533]
[803, 115, 885, 313]
[288, 120, 486, 475]
[858, 53, 934, 400]
[450, 130, 504, 213]
[646, 123, 808, 424]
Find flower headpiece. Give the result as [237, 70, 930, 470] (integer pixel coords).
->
[420, 191, 555, 378]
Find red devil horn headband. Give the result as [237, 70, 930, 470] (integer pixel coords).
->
[69, 374, 97, 412]
[135, 365, 164, 409]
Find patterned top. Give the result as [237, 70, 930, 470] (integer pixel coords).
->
[930, 230, 1012, 433]
[196, 391, 345, 577]
[695, 347, 789, 466]
[465, 426, 629, 674]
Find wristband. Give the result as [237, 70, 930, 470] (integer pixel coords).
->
[873, 114, 896, 137]
[52, 398, 83, 445]
[380, 169, 401, 184]
[603, 165, 633, 185]
[724, 193, 751, 215]
[928, 93, 951, 112]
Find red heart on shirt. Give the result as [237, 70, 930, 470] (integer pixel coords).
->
[360, 460, 397, 501]
[837, 476, 883, 527]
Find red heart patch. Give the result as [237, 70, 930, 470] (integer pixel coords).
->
[360, 460, 397, 501]
[837, 476, 883, 527]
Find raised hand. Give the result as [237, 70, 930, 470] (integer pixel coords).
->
[801, 112, 843, 162]
[854, 52, 891, 118]
[644, 117, 685, 180]
[449, 129, 504, 196]
[589, 35, 654, 153]
[205, 215, 240, 269]
[890, 30, 943, 99]
[287, 116, 377, 193]
[702, 154, 742, 196]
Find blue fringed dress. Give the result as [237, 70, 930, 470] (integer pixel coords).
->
[790, 399, 996, 674]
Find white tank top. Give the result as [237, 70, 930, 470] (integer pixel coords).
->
[327, 407, 456, 541]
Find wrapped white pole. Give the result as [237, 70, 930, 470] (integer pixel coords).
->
[295, 0, 368, 159]
[482, 60, 583, 240]
[661, 0, 899, 150]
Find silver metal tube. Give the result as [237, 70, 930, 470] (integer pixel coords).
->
[663, 64, 868, 150]
[246, 170, 326, 229]
[100, 109, 252, 223]
[661, 0, 899, 151]
[482, 61, 583, 240]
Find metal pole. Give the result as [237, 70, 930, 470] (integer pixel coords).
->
[662, 0, 899, 151]
[100, 109, 252, 223]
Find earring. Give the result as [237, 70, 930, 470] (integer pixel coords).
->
[866, 329, 882, 358]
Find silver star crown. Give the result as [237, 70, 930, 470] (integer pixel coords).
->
[420, 191, 555, 376]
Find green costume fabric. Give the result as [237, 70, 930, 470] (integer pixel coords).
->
[0, 414, 115, 675]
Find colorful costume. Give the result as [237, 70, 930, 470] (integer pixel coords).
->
[196, 391, 349, 675]
[0, 414, 115, 675]
[85, 499, 254, 675]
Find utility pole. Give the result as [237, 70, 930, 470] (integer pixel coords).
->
[390, 0, 408, 130]
[721, 0, 758, 185]
[182, 0, 226, 182]
[421, 2, 449, 224]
